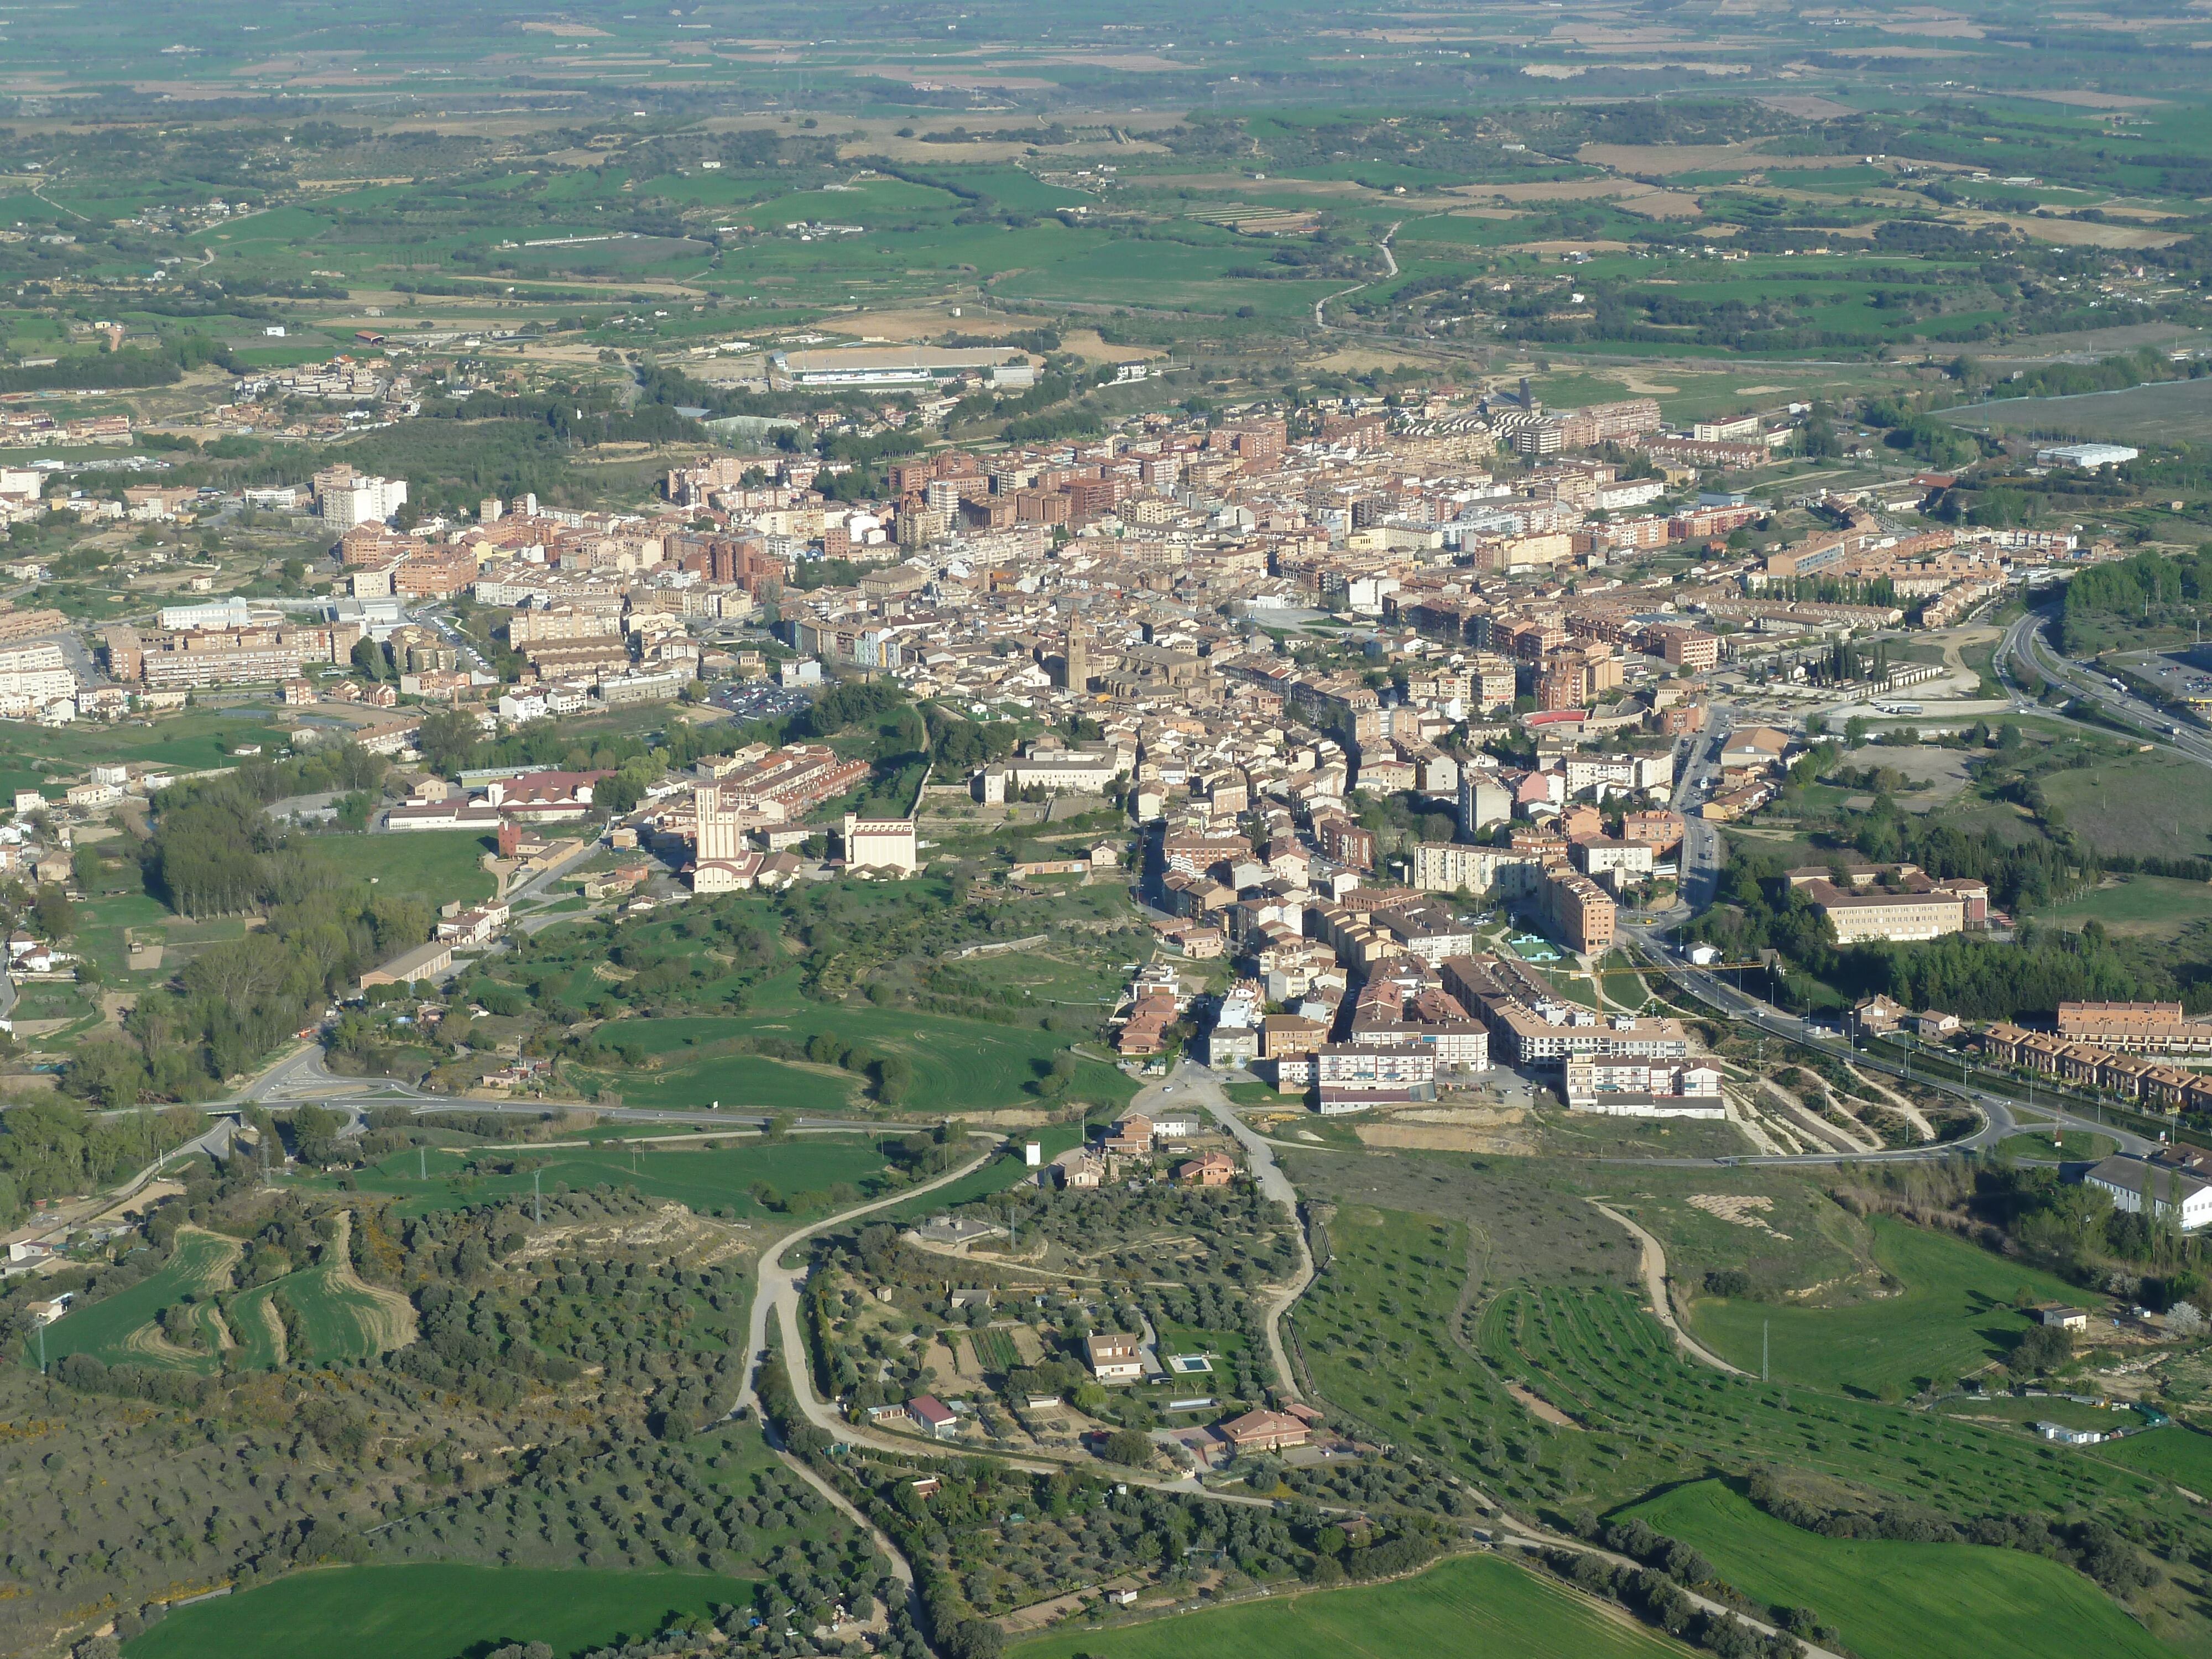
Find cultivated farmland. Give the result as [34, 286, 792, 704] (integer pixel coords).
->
[1008, 1552, 1686, 1659]
[1625, 1480, 2166, 1659]
[126, 1563, 757, 1659]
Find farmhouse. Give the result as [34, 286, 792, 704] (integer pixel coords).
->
[1177, 1152, 1237, 1186]
[1218, 1408, 1312, 1452]
[907, 1396, 961, 1440]
[1084, 1332, 1145, 1383]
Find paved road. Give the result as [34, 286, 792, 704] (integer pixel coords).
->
[735, 1146, 999, 1420]
[1312, 221, 1399, 328]
[1622, 939, 2153, 1164]
[1131, 1060, 1315, 1403]
[3, 1115, 236, 1251]
[1676, 702, 1733, 914]
[1997, 607, 2212, 769]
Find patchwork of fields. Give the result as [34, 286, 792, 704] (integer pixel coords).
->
[31, 1220, 413, 1374]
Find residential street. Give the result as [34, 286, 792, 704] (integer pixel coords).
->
[1129, 1060, 1315, 1404]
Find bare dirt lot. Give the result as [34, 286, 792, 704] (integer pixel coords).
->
[1840, 740, 1976, 806]
[1355, 1105, 1539, 1155]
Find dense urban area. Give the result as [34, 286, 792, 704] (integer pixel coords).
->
[6, 6, 2212, 1659]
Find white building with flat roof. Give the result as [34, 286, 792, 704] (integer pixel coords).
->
[2035, 442, 2138, 470]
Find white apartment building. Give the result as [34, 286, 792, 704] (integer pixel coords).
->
[1564, 1057, 1725, 1118]
[0, 643, 79, 706]
[313, 465, 409, 529]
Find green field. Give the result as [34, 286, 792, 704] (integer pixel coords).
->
[321, 1136, 892, 1219]
[591, 1048, 858, 1115]
[223, 1282, 288, 1370]
[32, 1229, 238, 1372]
[876, 1124, 1084, 1223]
[1943, 1392, 2128, 1433]
[1625, 1480, 2164, 1659]
[2093, 1425, 2212, 1491]
[0, 711, 286, 801]
[1689, 1216, 2089, 1397]
[307, 831, 498, 906]
[279, 1256, 401, 1360]
[1943, 374, 2212, 449]
[1008, 1552, 1686, 1659]
[2041, 754, 2212, 861]
[597, 999, 1136, 1118]
[2034, 875, 2212, 939]
[968, 1326, 1021, 1372]
[126, 1564, 755, 1659]
[1284, 1173, 2166, 1528]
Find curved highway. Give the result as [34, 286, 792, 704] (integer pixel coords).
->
[1620, 933, 2153, 1165]
[1996, 607, 2212, 770]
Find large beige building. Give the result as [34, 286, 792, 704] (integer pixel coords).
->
[1539, 867, 1616, 954]
[1408, 841, 1544, 896]
[1787, 874, 1965, 945]
[842, 813, 917, 875]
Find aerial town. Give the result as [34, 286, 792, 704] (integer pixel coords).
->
[9, 21, 2212, 1659]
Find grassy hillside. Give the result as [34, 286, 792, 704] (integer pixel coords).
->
[1687, 1217, 2090, 1397]
[127, 1564, 755, 1659]
[1008, 1552, 1689, 1659]
[1624, 1481, 2163, 1659]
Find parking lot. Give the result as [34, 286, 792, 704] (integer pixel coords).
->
[710, 681, 815, 723]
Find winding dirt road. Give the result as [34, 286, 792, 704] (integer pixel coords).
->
[1587, 1200, 1748, 1378]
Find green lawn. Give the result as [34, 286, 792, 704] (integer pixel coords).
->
[306, 830, 498, 906]
[1007, 1552, 1687, 1659]
[1688, 1216, 2090, 1396]
[587, 1050, 858, 1115]
[317, 1136, 891, 1219]
[598, 1004, 1135, 1118]
[126, 1564, 754, 1659]
[1624, 1480, 2164, 1659]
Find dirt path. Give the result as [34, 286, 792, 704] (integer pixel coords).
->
[1149, 1063, 1316, 1402]
[1840, 1059, 1936, 1142]
[326, 1213, 418, 1349]
[1758, 1074, 1877, 1154]
[1585, 1201, 1749, 1378]
[773, 1447, 915, 1599]
[1720, 1084, 1788, 1156]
